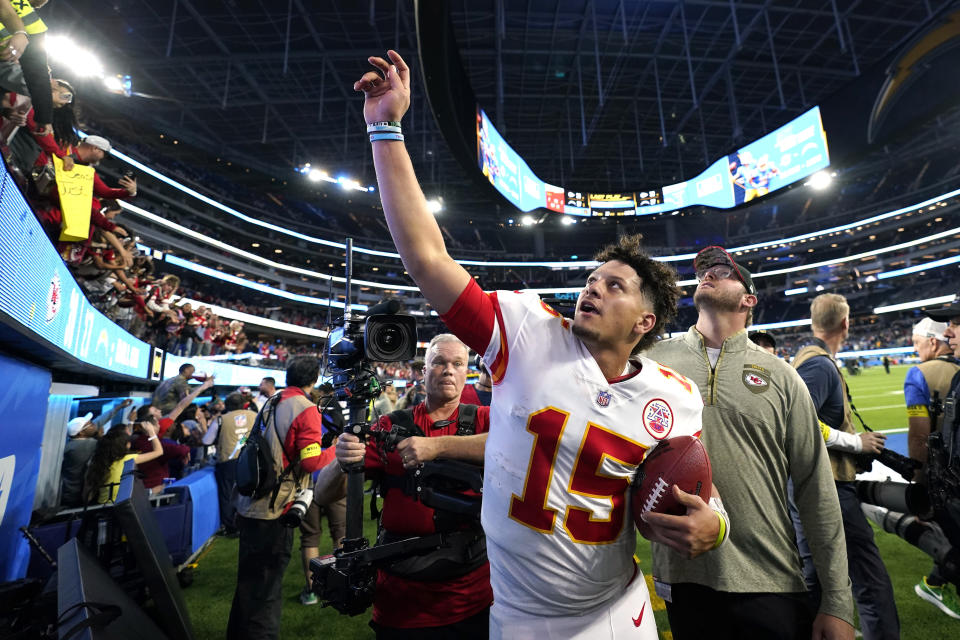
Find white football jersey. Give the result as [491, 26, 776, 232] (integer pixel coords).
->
[480, 290, 703, 618]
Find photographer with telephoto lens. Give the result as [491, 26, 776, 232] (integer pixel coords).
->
[226, 356, 335, 640]
[908, 303, 960, 617]
[792, 294, 899, 639]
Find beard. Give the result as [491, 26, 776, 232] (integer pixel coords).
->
[571, 321, 600, 344]
[693, 285, 743, 314]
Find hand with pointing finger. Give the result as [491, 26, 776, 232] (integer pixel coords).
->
[354, 50, 411, 125]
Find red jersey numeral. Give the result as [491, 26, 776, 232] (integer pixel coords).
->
[509, 410, 648, 544]
[509, 407, 568, 533]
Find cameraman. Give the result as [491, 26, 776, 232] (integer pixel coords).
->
[792, 294, 899, 639]
[910, 305, 960, 618]
[316, 334, 492, 639]
[226, 356, 335, 640]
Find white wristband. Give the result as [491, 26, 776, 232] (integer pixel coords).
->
[148, 435, 157, 441]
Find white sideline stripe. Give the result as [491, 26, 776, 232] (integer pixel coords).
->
[854, 391, 906, 399]
[874, 428, 908, 434]
[856, 404, 907, 412]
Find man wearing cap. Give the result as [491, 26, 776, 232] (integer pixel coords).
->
[906, 307, 960, 618]
[60, 399, 133, 507]
[32, 134, 137, 243]
[646, 247, 854, 640]
[906, 316, 959, 463]
[749, 331, 777, 354]
[72, 135, 138, 209]
[792, 293, 898, 640]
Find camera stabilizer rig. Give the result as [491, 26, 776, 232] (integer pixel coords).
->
[308, 239, 484, 615]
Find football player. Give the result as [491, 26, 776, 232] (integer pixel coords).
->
[353, 50, 727, 639]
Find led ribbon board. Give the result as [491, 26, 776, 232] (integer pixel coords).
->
[0, 172, 150, 378]
[476, 106, 830, 216]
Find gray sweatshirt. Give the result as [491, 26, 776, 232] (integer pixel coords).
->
[645, 327, 853, 626]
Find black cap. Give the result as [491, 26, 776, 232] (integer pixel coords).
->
[924, 299, 960, 322]
[749, 331, 777, 350]
[693, 246, 756, 295]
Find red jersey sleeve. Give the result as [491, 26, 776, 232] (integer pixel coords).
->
[439, 279, 496, 356]
[27, 109, 66, 158]
[93, 173, 130, 200]
[90, 207, 117, 231]
[287, 405, 335, 473]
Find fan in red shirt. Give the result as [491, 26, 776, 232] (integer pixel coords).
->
[30, 134, 137, 243]
[318, 334, 491, 637]
[131, 376, 216, 490]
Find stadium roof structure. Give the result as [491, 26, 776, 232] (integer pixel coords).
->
[51, 0, 956, 210]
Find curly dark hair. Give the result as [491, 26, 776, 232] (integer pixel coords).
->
[593, 234, 680, 353]
[84, 427, 130, 504]
[51, 80, 79, 148]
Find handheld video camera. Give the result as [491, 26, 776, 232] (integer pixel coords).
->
[325, 298, 417, 412]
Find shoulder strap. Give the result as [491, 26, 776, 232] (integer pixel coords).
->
[386, 408, 424, 436]
[267, 393, 298, 472]
[456, 404, 479, 435]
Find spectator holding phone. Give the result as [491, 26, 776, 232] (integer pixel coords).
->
[85, 421, 162, 504]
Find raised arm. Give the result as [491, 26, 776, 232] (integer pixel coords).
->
[356, 50, 471, 313]
[164, 376, 215, 422]
[133, 420, 164, 465]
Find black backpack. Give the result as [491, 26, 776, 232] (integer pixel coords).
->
[235, 394, 296, 504]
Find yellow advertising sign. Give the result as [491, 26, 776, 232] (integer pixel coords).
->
[53, 155, 96, 242]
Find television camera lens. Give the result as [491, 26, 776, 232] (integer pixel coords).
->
[375, 326, 401, 350]
[364, 314, 417, 362]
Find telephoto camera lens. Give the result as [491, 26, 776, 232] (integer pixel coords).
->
[280, 488, 314, 528]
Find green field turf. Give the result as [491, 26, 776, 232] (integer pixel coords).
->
[183, 364, 958, 639]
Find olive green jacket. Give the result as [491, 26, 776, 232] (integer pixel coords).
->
[645, 327, 853, 626]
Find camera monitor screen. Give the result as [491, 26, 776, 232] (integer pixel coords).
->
[112, 462, 195, 640]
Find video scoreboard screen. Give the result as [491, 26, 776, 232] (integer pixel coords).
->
[476, 106, 830, 216]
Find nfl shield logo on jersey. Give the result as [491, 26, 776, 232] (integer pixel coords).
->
[596, 390, 612, 407]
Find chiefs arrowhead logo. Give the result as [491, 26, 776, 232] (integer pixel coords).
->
[742, 366, 770, 394]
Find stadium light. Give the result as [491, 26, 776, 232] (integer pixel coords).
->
[307, 169, 324, 182]
[808, 171, 833, 190]
[102, 74, 132, 97]
[521, 215, 536, 226]
[426, 198, 443, 214]
[561, 216, 575, 226]
[46, 35, 105, 78]
[874, 295, 957, 315]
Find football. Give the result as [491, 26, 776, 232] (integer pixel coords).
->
[631, 435, 712, 539]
